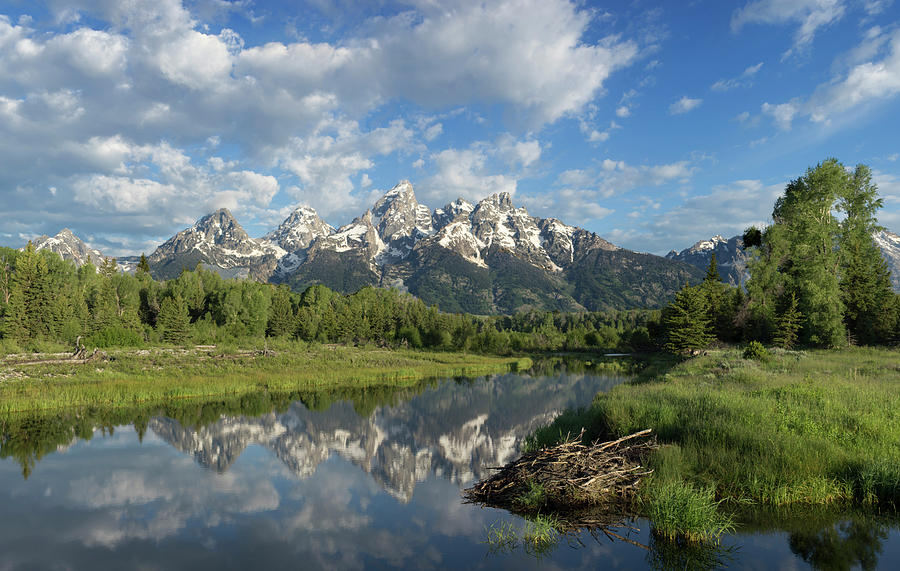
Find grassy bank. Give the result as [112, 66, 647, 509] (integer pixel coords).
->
[527, 347, 900, 540]
[0, 342, 529, 413]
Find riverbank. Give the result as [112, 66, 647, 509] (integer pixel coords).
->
[0, 343, 529, 413]
[524, 346, 900, 539]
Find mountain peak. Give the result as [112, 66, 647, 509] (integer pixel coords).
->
[31, 228, 105, 267]
[265, 204, 334, 253]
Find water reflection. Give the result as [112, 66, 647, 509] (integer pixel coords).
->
[789, 518, 889, 571]
[1, 365, 899, 570]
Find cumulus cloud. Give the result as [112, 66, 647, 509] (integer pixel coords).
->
[234, 0, 639, 125]
[418, 147, 518, 206]
[274, 118, 418, 217]
[669, 96, 702, 115]
[762, 99, 801, 130]
[731, 0, 845, 59]
[518, 157, 697, 226]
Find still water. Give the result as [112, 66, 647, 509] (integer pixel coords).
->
[1, 367, 898, 570]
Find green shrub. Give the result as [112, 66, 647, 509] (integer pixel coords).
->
[86, 326, 144, 348]
[742, 340, 769, 360]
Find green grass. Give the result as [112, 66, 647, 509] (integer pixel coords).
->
[596, 347, 900, 509]
[515, 480, 548, 510]
[639, 480, 735, 543]
[524, 346, 900, 541]
[0, 342, 530, 413]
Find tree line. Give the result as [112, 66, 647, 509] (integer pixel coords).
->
[662, 159, 900, 353]
[0, 246, 654, 355]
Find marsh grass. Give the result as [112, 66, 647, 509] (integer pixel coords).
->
[523, 346, 900, 541]
[0, 344, 529, 413]
[595, 347, 900, 509]
[514, 480, 548, 510]
[483, 515, 562, 557]
[640, 480, 735, 543]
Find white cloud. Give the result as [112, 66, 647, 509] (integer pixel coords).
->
[615, 105, 631, 118]
[528, 157, 697, 227]
[731, 0, 845, 59]
[711, 61, 764, 91]
[0, 0, 643, 248]
[274, 117, 417, 217]
[808, 29, 900, 120]
[874, 170, 900, 228]
[762, 99, 801, 130]
[496, 134, 542, 168]
[229, 170, 279, 206]
[234, 0, 640, 126]
[418, 147, 517, 205]
[152, 29, 234, 90]
[669, 96, 702, 115]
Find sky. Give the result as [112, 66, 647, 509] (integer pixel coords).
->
[1, 0, 899, 257]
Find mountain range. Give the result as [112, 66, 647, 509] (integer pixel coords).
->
[27, 180, 900, 311]
[35, 181, 702, 313]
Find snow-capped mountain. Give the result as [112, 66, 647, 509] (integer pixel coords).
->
[371, 180, 434, 263]
[264, 206, 334, 253]
[31, 228, 107, 267]
[665, 234, 748, 286]
[275, 181, 701, 312]
[148, 208, 285, 280]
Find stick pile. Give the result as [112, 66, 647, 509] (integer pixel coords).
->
[464, 429, 657, 510]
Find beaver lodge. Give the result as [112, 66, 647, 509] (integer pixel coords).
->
[464, 429, 657, 528]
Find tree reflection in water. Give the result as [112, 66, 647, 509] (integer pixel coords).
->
[789, 518, 888, 571]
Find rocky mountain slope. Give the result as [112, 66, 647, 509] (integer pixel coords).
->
[670, 229, 900, 292]
[31, 228, 106, 267]
[147, 208, 285, 280]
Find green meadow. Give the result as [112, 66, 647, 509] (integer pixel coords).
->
[0, 341, 528, 413]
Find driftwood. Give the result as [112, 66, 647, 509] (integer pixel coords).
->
[6, 348, 108, 366]
[464, 429, 657, 514]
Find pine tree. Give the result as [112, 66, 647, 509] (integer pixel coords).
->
[157, 294, 190, 344]
[137, 254, 151, 275]
[663, 284, 712, 355]
[773, 292, 803, 349]
[838, 164, 896, 344]
[704, 251, 720, 283]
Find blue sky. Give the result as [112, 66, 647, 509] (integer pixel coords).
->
[1, 0, 899, 256]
